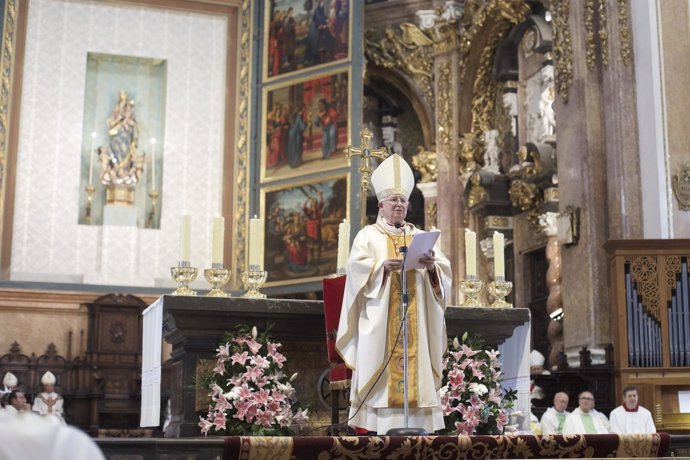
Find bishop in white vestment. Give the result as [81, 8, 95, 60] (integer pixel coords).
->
[32, 371, 64, 421]
[336, 154, 452, 434]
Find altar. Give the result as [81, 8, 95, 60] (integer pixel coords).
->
[141, 295, 530, 437]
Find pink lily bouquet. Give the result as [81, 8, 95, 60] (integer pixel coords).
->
[198, 326, 309, 435]
[440, 333, 517, 435]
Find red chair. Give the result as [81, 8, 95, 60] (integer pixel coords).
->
[322, 275, 352, 435]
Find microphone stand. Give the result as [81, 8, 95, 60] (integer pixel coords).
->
[386, 222, 427, 436]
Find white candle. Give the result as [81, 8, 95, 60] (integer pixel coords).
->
[212, 214, 225, 266]
[150, 138, 156, 191]
[88, 131, 97, 185]
[493, 231, 505, 279]
[249, 215, 262, 270]
[179, 213, 191, 262]
[336, 219, 350, 273]
[464, 228, 477, 278]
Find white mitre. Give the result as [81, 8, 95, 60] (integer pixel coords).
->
[41, 371, 56, 386]
[2, 372, 17, 388]
[530, 349, 545, 367]
[371, 154, 415, 201]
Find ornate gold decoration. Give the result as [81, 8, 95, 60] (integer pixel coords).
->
[467, 173, 488, 208]
[364, 24, 434, 109]
[584, 0, 596, 71]
[429, 8, 459, 54]
[551, 0, 573, 102]
[509, 179, 543, 227]
[0, 0, 18, 253]
[471, 38, 500, 134]
[618, 0, 632, 65]
[426, 201, 437, 228]
[544, 187, 559, 203]
[629, 256, 660, 319]
[411, 146, 438, 183]
[241, 270, 268, 299]
[458, 132, 483, 175]
[436, 61, 453, 160]
[235, 0, 252, 279]
[665, 256, 681, 298]
[672, 162, 690, 211]
[488, 279, 513, 308]
[171, 265, 198, 296]
[598, 0, 609, 68]
[485, 215, 512, 229]
[460, 278, 484, 307]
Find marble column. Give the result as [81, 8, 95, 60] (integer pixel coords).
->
[416, 181, 438, 230]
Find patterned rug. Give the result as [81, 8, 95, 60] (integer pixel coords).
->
[223, 433, 670, 459]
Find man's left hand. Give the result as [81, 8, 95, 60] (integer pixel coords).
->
[419, 250, 436, 272]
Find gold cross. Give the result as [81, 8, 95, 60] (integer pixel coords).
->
[345, 128, 389, 227]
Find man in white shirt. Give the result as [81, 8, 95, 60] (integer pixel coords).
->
[4, 391, 29, 415]
[562, 391, 610, 434]
[541, 392, 570, 435]
[609, 385, 656, 434]
[32, 371, 64, 421]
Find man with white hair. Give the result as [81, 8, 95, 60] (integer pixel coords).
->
[32, 371, 64, 420]
[336, 154, 452, 435]
[540, 392, 570, 435]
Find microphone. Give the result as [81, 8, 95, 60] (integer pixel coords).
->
[394, 222, 408, 253]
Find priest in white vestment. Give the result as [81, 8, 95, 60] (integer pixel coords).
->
[540, 391, 570, 435]
[336, 154, 452, 434]
[32, 371, 64, 421]
[562, 391, 610, 434]
[609, 385, 656, 434]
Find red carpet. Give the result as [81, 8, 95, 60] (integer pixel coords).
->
[223, 433, 670, 459]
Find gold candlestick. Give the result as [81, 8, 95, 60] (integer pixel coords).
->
[204, 265, 231, 297]
[84, 184, 96, 225]
[146, 190, 159, 228]
[241, 270, 267, 299]
[488, 277, 513, 308]
[459, 276, 484, 307]
[170, 261, 198, 296]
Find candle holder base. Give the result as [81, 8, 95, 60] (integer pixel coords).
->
[170, 266, 198, 296]
[204, 267, 231, 297]
[241, 270, 267, 299]
[459, 279, 484, 307]
[488, 280, 513, 308]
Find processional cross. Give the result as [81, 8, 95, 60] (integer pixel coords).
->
[345, 128, 389, 227]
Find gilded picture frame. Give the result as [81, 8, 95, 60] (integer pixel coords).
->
[260, 174, 349, 287]
[262, 0, 351, 82]
[260, 68, 350, 182]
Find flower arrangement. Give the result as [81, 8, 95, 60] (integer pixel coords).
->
[440, 332, 517, 435]
[198, 325, 309, 436]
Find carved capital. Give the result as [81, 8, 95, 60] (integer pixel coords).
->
[411, 146, 438, 183]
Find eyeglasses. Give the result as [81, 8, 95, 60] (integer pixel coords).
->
[382, 197, 408, 206]
[579, 397, 594, 401]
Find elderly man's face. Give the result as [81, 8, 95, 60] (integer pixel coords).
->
[378, 195, 408, 224]
[554, 392, 569, 412]
[578, 392, 595, 413]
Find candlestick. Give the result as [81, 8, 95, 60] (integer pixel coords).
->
[249, 215, 262, 270]
[180, 213, 191, 262]
[88, 131, 97, 186]
[493, 231, 505, 279]
[212, 214, 225, 266]
[150, 137, 156, 191]
[465, 228, 477, 278]
[336, 219, 350, 274]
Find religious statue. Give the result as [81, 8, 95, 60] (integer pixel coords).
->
[458, 132, 483, 175]
[482, 129, 501, 174]
[98, 91, 146, 186]
[539, 86, 556, 143]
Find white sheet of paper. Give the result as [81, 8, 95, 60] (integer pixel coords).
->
[405, 229, 441, 270]
[679, 390, 690, 413]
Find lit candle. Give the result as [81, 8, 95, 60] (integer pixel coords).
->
[336, 219, 350, 274]
[88, 131, 97, 185]
[249, 215, 262, 270]
[179, 213, 191, 263]
[493, 231, 505, 279]
[212, 214, 225, 266]
[464, 228, 477, 278]
[150, 138, 156, 191]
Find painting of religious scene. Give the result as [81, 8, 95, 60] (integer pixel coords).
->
[262, 175, 348, 286]
[261, 69, 349, 182]
[264, 0, 350, 80]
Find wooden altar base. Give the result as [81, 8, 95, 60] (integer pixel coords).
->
[96, 433, 677, 459]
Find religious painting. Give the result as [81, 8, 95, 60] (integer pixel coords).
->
[261, 69, 350, 182]
[263, 0, 350, 81]
[261, 174, 349, 287]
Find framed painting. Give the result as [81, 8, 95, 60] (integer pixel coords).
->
[263, 0, 351, 81]
[260, 68, 350, 182]
[260, 174, 349, 287]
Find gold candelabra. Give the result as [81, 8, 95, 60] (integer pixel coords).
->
[488, 276, 513, 308]
[170, 261, 198, 296]
[204, 264, 231, 297]
[241, 268, 267, 299]
[459, 276, 484, 307]
[84, 184, 96, 224]
[146, 190, 159, 228]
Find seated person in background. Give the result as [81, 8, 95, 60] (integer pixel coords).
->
[562, 391, 610, 434]
[0, 410, 105, 460]
[32, 371, 64, 421]
[0, 372, 18, 409]
[609, 385, 656, 434]
[540, 392, 570, 435]
[4, 391, 30, 415]
[530, 349, 551, 375]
